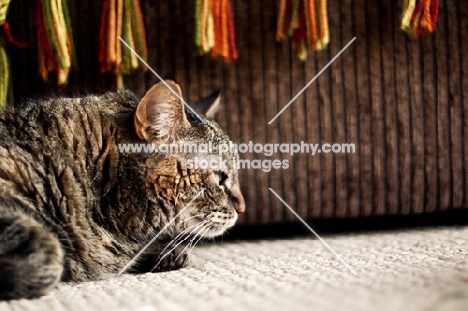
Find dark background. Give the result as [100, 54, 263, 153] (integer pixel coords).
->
[5, 0, 468, 228]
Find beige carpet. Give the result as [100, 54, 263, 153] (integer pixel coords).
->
[1, 226, 467, 311]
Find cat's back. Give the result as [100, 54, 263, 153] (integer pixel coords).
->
[0, 90, 138, 204]
[0, 90, 137, 146]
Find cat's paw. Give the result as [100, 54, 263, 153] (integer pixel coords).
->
[151, 244, 189, 272]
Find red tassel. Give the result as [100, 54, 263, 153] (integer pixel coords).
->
[196, 0, 238, 62]
[211, 0, 221, 56]
[226, 0, 237, 61]
[36, 0, 59, 74]
[1, 22, 34, 49]
[291, 2, 306, 48]
[402, 0, 438, 36]
[99, 0, 109, 73]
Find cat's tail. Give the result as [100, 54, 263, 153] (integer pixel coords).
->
[0, 208, 64, 300]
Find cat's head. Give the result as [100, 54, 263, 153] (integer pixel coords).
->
[133, 80, 245, 238]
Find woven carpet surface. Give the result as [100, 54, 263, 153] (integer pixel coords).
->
[1, 226, 467, 311]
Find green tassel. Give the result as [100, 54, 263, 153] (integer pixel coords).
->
[288, 0, 300, 36]
[121, 0, 133, 73]
[0, 43, 12, 108]
[61, 0, 77, 69]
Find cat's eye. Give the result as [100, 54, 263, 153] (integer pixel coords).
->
[214, 171, 228, 188]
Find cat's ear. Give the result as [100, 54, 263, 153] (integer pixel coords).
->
[134, 81, 191, 142]
[193, 90, 220, 119]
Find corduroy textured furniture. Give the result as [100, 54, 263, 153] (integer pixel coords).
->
[6, 0, 468, 225]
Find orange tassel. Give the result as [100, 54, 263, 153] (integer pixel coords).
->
[195, 0, 238, 62]
[276, 0, 329, 61]
[401, 0, 438, 36]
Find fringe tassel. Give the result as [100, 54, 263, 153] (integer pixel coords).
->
[0, 42, 12, 108]
[36, 0, 75, 85]
[2, 22, 34, 48]
[195, 0, 238, 63]
[0, 0, 13, 108]
[99, 0, 147, 89]
[0, 20, 32, 107]
[401, 0, 438, 36]
[277, 0, 329, 61]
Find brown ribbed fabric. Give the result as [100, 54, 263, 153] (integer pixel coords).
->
[6, 0, 468, 224]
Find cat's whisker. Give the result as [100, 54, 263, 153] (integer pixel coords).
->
[152, 224, 203, 263]
[185, 226, 211, 265]
[152, 221, 209, 271]
[177, 218, 211, 240]
[187, 225, 209, 248]
[181, 226, 209, 266]
[169, 226, 211, 270]
[173, 220, 209, 246]
[173, 213, 205, 234]
[187, 225, 210, 252]
[157, 219, 209, 257]
[154, 219, 209, 262]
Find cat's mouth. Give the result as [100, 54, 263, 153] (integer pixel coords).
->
[182, 211, 237, 238]
[202, 212, 238, 238]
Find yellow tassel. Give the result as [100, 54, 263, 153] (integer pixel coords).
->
[297, 40, 308, 61]
[401, 0, 417, 30]
[276, 0, 329, 61]
[206, 9, 215, 51]
[0, 0, 13, 107]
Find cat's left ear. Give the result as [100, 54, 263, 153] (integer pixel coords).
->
[134, 80, 191, 142]
[193, 90, 220, 119]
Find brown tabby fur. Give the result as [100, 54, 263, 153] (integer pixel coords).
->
[0, 81, 245, 300]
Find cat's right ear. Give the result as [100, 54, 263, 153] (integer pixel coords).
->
[134, 81, 191, 142]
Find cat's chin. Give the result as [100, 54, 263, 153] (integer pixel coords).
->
[202, 226, 231, 238]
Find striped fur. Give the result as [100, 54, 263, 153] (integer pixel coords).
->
[0, 81, 245, 300]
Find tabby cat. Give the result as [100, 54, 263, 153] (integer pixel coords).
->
[0, 81, 245, 300]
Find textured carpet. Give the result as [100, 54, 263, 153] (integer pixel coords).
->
[1, 226, 467, 311]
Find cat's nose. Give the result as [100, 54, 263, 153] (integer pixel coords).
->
[230, 185, 245, 214]
[234, 197, 245, 214]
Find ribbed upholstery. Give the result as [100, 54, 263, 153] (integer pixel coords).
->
[7, 0, 468, 224]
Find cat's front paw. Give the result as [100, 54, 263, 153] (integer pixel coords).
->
[151, 244, 189, 272]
